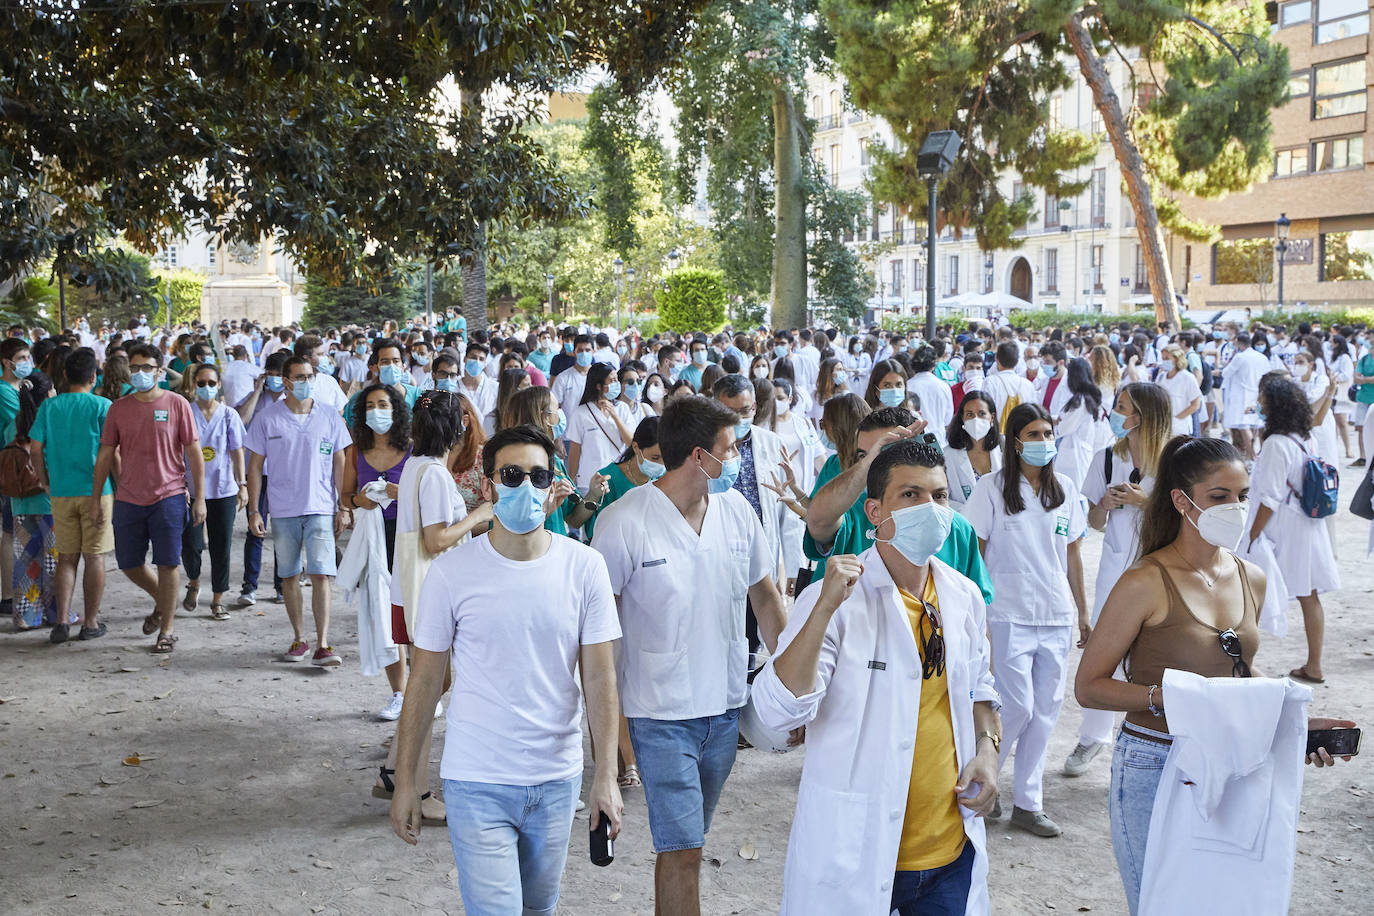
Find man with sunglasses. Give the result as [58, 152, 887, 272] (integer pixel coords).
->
[245, 356, 352, 666]
[591, 395, 786, 916]
[391, 425, 623, 915]
[751, 440, 1001, 916]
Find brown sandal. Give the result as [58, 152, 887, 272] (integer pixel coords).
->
[210, 604, 230, 621]
[151, 633, 178, 654]
[1289, 666, 1325, 684]
[141, 613, 160, 636]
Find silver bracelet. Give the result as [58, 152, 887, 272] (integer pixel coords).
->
[1147, 684, 1164, 718]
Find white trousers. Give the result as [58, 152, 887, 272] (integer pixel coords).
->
[989, 621, 1073, 812]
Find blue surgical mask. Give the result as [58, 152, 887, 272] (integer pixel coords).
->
[1109, 410, 1133, 439]
[291, 379, 315, 401]
[624, 382, 642, 402]
[563, 342, 574, 354]
[436, 377, 459, 393]
[379, 364, 407, 387]
[833, 371, 848, 387]
[413, 354, 431, 367]
[774, 345, 789, 359]
[552, 409, 567, 440]
[493, 480, 546, 534]
[131, 369, 157, 392]
[692, 350, 707, 367]
[1110, 332, 1122, 345]
[365, 408, 393, 434]
[606, 381, 622, 400]
[13, 359, 33, 379]
[701, 450, 741, 494]
[617, 345, 628, 357]
[1020, 440, 1057, 467]
[464, 359, 483, 378]
[878, 387, 905, 408]
[317, 357, 335, 376]
[819, 429, 836, 451]
[355, 343, 368, 356]
[195, 384, 218, 401]
[265, 375, 284, 393]
[639, 457, 665, 480]
[876, 501, 953, 567]
[576, 351, 594, 368]
[735, 418, 753, 441]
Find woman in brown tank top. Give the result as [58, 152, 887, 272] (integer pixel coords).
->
[1072, 435, 1355, 915]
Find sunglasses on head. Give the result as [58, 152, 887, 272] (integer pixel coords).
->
[497, 465, 555, 490]
[1218, 628, 1251, 679]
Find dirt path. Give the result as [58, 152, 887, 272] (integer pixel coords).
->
[2, 511, 1371, 915]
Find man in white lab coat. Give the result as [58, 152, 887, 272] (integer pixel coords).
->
[1032, 342, 1073, 421]
[1220, 331, 1271, 460]
[752, 439, 1001, 916]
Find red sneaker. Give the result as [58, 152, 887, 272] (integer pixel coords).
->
[312, 646, 341, 668]
[282, 639, 310, 662]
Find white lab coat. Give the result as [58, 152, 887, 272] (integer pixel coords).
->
[945, 446, 1002, 514]
[1032, 370, 1073, 420]
[751, 551, 998, 916]
[906, 371, 954, 447]
[335, 480, 399, 678]
[742, 426, 789, 574]
[1139, 670, 1311, 916]
[1220, 348, 1269, 428]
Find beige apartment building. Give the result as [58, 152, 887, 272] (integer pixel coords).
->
[1177, 0, 1373, 312]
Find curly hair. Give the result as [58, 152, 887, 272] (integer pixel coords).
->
[350, 383, 412, 452]
[1258, 376, 1312, 441]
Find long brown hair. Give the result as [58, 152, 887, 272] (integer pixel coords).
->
[503, 386, 560, 458]
[822, 393, 872, 469]
[1000, 403, 1064, 514]
[1138, 436, 1243, 559]
[451, 388, 486, 471]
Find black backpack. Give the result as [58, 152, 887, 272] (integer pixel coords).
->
[1199, 358, 1214, 395]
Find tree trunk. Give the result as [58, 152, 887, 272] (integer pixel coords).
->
[1064, 13, 1181, 331]
[771, 88, 808, 329]
[460, 88, 489, 332]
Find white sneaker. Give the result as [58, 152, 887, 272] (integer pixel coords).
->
[378, 692, 405, 721]
[434, 700, 444, 719]
[1062, 741, 1107, 777]
[235, 591, 256, 607]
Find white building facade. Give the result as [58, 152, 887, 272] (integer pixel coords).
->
[807, 59, 1162, 322]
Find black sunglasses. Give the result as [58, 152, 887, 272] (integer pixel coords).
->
[918, 601, 946, 680]
[1218, 628, 1251, 679]
[497, 465, 555, 490]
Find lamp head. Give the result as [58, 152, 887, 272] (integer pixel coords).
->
[916, 130, 962, 179]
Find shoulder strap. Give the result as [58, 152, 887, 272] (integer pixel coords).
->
[1140, 555, 1186, 612]
[1231, 554, 1262, 626]
[1103, 445, 1114, 483]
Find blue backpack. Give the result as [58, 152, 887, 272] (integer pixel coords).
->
[1290, 438, 1339, 519]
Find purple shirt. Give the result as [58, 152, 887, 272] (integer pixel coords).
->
[243, 399, 352, 518]
[185, 403, 246, 500]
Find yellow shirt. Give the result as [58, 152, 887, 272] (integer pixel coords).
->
[895, 574, 967, 871]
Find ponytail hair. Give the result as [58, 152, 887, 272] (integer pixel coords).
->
[1137, 436, 1244, 559]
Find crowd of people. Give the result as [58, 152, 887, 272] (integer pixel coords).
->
[8, 308, 1363, 915]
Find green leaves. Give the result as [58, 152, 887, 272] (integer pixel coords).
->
[657, 268, 728, 332]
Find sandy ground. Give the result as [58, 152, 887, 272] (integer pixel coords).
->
[2, 508, 1372, 916]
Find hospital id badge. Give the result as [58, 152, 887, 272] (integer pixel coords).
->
[318, 440, 333, 455]
[1055, 515, 1069, 536]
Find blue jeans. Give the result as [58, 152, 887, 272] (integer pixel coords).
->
[628, 708, 740, 853]
[444, 774, 581, 916]
[241, 479, 279, 594]
[891, 839, 975, 916]
[1109, 725, 1170, 915]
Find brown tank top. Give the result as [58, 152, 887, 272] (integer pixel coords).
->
[1123, 553, 1260, 732]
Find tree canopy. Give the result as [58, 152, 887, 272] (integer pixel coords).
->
[0, 0, 707, 296]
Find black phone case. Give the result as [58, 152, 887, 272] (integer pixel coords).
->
[590, 814, 614, 867]
[1306, 728, 1361, 757]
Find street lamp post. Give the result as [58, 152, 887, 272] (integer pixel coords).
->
[1275, 212, 1291, 310]
[625, 267, 636, 323]
[613, 257, 624, 331]
[917, 131, 962, 342]
[664, 249, 680, 293]
[545, 273, 555, 317]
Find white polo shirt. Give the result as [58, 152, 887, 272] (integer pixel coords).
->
[412, 533, 621, 786]
[963, 469, 1086, 627]
[591, 482, 771, 721]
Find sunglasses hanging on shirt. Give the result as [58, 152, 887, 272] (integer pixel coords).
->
[918, 601, 946, 679]
[1218, 628, 1251, 678]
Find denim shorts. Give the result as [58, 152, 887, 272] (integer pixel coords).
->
[444, 774, 580, 916]
[628, 708, 740, 853]
[113, 495, 188, 570]
[270, 514, 337, 578]
[1109, 724, 1171, 916]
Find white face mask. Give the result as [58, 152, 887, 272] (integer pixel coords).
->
[1183, 492, 1248, 551]
[646, 384, 665, 404]
[963, 417, 992, 441]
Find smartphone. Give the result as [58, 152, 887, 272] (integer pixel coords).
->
[1306, 727, 1361, 758]
[590, 813, 614, 867]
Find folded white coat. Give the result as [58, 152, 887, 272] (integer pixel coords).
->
[1139, 669, 1312, 916]
[336, 479, 399, 677]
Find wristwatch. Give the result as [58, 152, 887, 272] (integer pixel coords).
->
[976, 730, 1001, 753]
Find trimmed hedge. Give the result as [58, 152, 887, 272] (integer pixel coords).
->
[655, 268, 727, 333]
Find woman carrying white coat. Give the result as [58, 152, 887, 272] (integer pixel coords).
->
[763, 378, 824, 584]
[1157, 345, 1203, 438]
[1052, 357, 1107, 492]
[1248, 376, 1341, 685]
[943, 390, 1002, 514]
[749, 439, 1001, 915]
[1061, 381, 1171, 777]
[964, 403, 1089, 839]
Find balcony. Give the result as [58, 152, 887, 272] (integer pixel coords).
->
[818, 113, 842, 131]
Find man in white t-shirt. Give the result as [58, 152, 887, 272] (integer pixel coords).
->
[392, 426, 623, 915]
[591, 394, 787, 916]
[981, 341, 1036, 430]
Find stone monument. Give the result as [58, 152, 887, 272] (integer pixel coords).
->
[199, 237, 294, 327]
